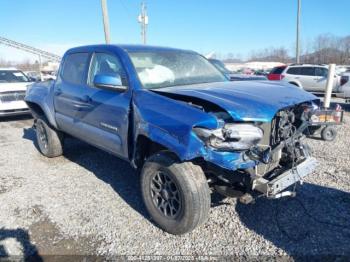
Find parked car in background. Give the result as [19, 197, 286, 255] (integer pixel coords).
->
[229, 74, 267, 81]
[253, 69, 270, 76]
[336, 72, 350, 101]
[41, 71, 57, 81]
[269, 64, 344, 93]
[267, 65, 287, 80]
[25, 71, 41, 82]
[209, 59, 267, 81]
[26, 44, 321, 235]
[336, 65, 350, 75]
[0, 68, 32, 116]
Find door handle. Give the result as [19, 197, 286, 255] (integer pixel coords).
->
[74, 95, 93, 110]
[295, 77, 300, 79]
[73, 102, 92, 110]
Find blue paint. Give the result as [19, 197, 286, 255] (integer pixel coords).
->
[157, 81, 317, 122]
[25, 44, 318, 172]
[93, 74, 123, 87]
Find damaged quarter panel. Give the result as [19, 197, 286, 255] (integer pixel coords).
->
[133, 89, 256, 170]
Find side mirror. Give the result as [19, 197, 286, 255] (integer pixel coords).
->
[93, 74, 126, 92]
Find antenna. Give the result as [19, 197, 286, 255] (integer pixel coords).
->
[138, 1, 148, 44]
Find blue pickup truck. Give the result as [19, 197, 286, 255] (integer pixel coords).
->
[25, 44, 320, 234]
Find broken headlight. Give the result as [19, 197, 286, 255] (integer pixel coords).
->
[193, 124, 263, 151]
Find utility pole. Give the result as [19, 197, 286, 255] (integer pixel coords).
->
[38, 54, 43, 81]
[138, 2, 148, 44]
[296, 0, 301, 63]
[101, 0, 111, 44]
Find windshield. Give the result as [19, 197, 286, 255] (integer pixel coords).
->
[209, 59, 231, 75]
[0, 70, 30, 83]
[129, 51, 227, 89]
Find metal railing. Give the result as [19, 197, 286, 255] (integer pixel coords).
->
[0, 36, 61, 62]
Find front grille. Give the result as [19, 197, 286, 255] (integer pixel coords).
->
[0, 91, 26, 103]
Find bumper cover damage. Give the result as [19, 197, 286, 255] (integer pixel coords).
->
[253, 157, 318, 197]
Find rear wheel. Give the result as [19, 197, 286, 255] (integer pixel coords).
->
[141, 152, 211, 235]
[35, 116, 64, 157]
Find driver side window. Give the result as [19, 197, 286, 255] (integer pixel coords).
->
[88, 53, 127, 86]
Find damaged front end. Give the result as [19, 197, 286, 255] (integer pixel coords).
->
[135, 84, 321, 202]
[192, 101, 320, 202]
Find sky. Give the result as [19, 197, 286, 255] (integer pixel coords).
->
[0, 0, 349, 62]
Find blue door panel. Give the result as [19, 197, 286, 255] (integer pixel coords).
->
[78, 87, 130, 157]
[56, 113, 123, 155]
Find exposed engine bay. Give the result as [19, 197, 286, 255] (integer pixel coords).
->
[217, 102, 318, 200]
[254, 104, 314, 176]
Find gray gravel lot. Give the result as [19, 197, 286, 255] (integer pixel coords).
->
[0, 105, 350, 259]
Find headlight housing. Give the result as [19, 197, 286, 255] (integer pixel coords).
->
[193, 123, 263, 151]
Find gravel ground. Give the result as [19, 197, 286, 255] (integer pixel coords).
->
[0, 102, 350, 259]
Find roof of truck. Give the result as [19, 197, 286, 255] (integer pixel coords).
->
[119, 44, 194, 53]
[66, 44, 195, 55]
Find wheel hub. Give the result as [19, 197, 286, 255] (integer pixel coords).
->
[150, 171, 182, 218]
[161, 189, 170, 200]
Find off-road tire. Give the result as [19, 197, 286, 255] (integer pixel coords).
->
[35, 116, 64, 157]
[141, 152, 211, 235]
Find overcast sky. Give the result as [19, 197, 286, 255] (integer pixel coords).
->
[0, 0, 349, 62]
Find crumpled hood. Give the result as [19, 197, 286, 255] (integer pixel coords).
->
[156, 81, 318, 122]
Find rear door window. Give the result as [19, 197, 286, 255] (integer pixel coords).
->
[299, 67, 315, 76]
[286, 67, 301, 75]
[61, 53, 90, 85]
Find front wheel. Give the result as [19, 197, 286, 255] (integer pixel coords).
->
[141, 152, 211, 235]
[35, 116, 64, 157]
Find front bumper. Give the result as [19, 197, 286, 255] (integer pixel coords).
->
[0, 100, 30, 117]
[253, 157, 318, 197]
[0, 108, 31, 117]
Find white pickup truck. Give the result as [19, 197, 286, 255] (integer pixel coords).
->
[0, 68, 33, 117]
